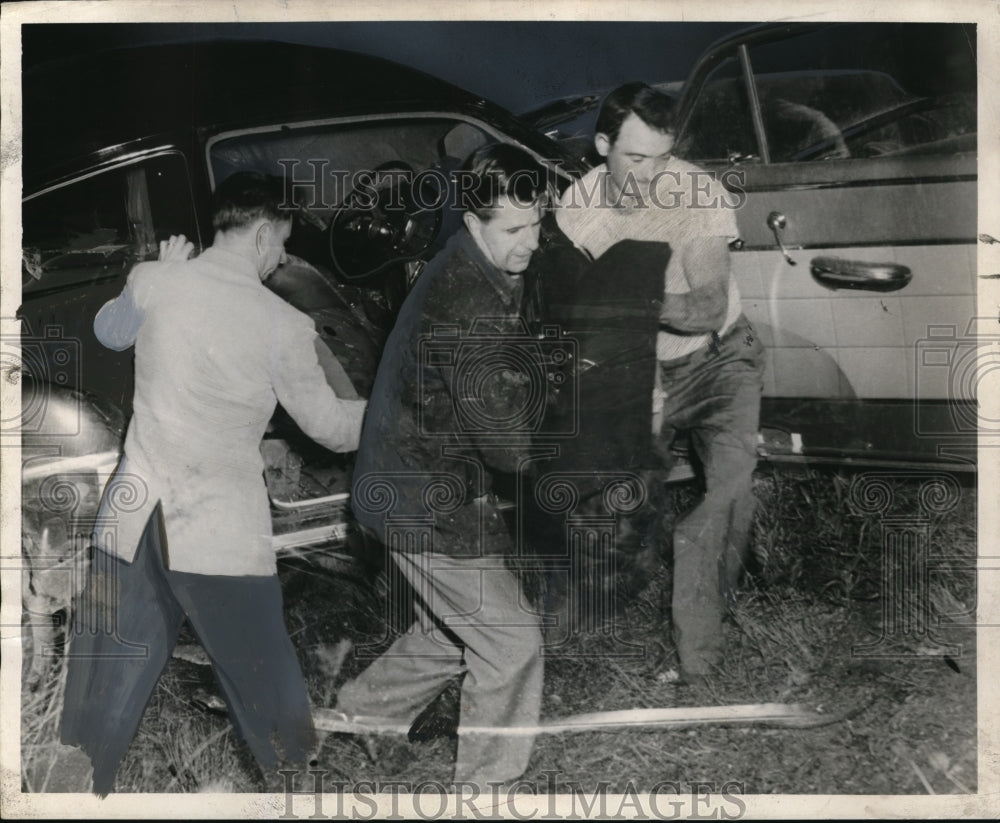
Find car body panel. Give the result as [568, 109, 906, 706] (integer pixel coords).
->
[672, 21, 978, 469]
[21, 150, 202, 415]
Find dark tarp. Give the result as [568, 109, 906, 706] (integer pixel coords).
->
[516, 217, 672, 609]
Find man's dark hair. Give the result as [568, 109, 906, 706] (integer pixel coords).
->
[595, 82, 677, 144]
[460, 144, 548, 221]
[212, 171, 292, 233]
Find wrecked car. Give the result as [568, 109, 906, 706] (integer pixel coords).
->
[15, 38, 587, 675]
[13, 22, 980, 676]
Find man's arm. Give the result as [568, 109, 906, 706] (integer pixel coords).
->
[272, 314, 367, 453]
[313, 337, 360, 400]
[93, 264, 153, 351]
[658, 235, 731, 334]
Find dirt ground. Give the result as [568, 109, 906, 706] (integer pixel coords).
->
[20, 467, 979, 798]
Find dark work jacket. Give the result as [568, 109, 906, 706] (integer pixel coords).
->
[351, 228, 535, 556]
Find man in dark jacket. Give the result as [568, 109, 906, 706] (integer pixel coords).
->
[338, 145, 545, 786]
[338, 145, 548, 788]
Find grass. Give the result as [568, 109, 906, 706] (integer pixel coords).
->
[19, 465, 978, 795]
[20, 649, 71, 794]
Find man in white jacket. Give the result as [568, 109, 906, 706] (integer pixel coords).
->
[60, 171, 367, 795]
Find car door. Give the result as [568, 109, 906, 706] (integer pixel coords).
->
[675, 22, 978, 469]
[19, 151, 202, 418]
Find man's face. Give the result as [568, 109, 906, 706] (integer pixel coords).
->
[597, 112, 676, 203]
[257, 218, 292, 279]
[465, 196, 541, 274]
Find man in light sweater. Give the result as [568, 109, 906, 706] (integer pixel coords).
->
[556, 83, 765, 684]
[60, 172, 367, 794]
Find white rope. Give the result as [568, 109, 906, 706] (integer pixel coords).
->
[313, 702, 830, 737]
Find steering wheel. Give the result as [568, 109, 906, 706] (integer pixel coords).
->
[328, 161, 443, 286]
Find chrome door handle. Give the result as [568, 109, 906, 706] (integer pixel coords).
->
[809, 256, 912, 292]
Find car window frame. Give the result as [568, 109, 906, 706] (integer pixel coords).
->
[204, 112, 576, 193]
[674, 24, 830, 163]
[674, 22, 977, 174]
[22, 147, 203, 295]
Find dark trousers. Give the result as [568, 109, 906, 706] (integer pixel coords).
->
[657, 315, 765, 675]
[60, 507, 315, 795]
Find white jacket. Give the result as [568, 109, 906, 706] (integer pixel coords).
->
[92, 246, 366, 575]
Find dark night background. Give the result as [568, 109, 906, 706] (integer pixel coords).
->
[21, 22, 746, 114]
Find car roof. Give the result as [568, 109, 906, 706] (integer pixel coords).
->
[21, 39, 536, 190]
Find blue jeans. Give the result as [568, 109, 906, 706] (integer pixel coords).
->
[656, 314, 765, 675]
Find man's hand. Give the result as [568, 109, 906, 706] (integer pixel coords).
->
[659, 235, 730, 334]
[158, 234, 195, 263]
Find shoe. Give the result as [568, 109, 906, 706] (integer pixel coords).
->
[260, 766, 298, 794]
[676, 669, 712, 689]
[359, 734, 381, 765]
